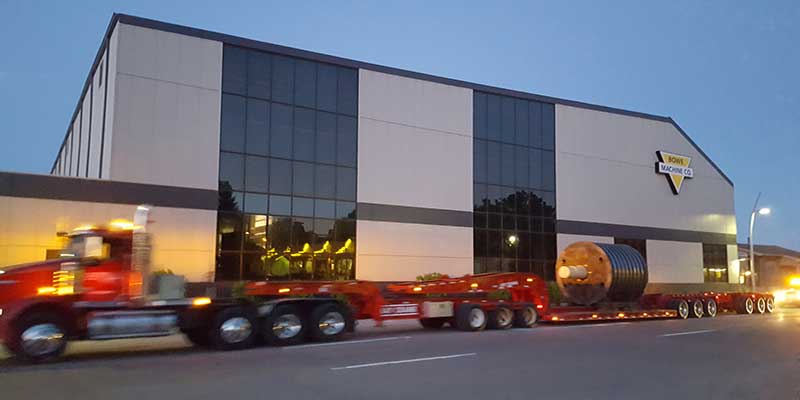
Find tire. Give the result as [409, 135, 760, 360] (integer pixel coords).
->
[513, 304, 539, 328]
[736, 297, 755, 315]
[455, 304, 488, 332]
[765, 297, 775, 313]
[756, 297, 767, 314]
[689, 299, 704, 319]
[210, 307, 258, 351]
[262, 304, 307, 346]
[309, 303, 350, 342]
[183, 329, 212, 347]
[8, 311, 68, 363]
[670, 299, 690, 319]
[487, 306, 514, 330]
[419, 318, 447, 330]
[704, 299, 718, 318]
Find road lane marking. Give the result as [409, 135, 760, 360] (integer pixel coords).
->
[659, 329, 715, 337]
[330, 353, 477, 370]
[284, 336, 412, 349]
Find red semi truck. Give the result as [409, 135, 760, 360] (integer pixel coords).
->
[0, 207, 774, 363]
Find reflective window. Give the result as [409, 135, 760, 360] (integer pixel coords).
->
[219, 152, 244, 191]
[220, 94, 246, 152]
[244, 193, 268, 214]
[317, 64, 337, 113]
[244, 155, 268, 193]
[292, 197, 314, 217]
[269, 158, 292, 195]
[294, 60, 316, 108]
[316, 112, 337, 164]
[219, 45, 358, 281]
[222, 46, 247, 95]
[337, 116, 357, 167]
[293, 161, 315, 197]
[270, 103, 292, 158]
[315, 165, 336, 198]
[247, 52, 271, 99]
[272, 55, 294, 104]
[246, 98, 269, 156]
[293, 108, 315, 162]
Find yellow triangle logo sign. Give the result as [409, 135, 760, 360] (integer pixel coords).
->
[655, 151, 693, 195]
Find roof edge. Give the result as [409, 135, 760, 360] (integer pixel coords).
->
[52, 13, 734, 188]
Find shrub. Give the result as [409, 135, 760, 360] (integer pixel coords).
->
[547, 281, 563, 305]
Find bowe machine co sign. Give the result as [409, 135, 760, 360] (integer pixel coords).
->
[655, 151, 693, 195]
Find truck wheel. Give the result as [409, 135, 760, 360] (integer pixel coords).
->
[455, 304, 488, 331]
[263, 304, 306, 346]
[487, 306, 514, 330]
[9, 311, 68, 363]
[513, 304, 538, 328]
[419, 318, 447, 330]
[309, 303, 349, 342]
[736, 297, 755, 314]
[689, 299, 704, 318]
[210, 307, 257, 351]
[756, 297, 767, 314]
[183, 329, 212, 347]
[704, 299, 718, 318]
[670, 299, 690, 319]
[765, 297, 775, 313]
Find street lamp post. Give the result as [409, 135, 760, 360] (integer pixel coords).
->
[747, 192, 771, 291]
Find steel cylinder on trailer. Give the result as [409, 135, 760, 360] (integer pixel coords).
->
[555, 242, 648, 306]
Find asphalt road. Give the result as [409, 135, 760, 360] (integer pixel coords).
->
[1, 308, 799, 400]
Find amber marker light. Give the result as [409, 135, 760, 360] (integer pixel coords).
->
[278, 288, 291, 293]
[192, 297, 212, 306]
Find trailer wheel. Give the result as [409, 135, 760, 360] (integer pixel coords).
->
[704, 299, 718, 318]
[765, 297, 775, 313]
[689, 299, 704, 318]
[263, 304, 306, 346]
[513, 304, 538, 328]
[7, 311, 68, 363]
[670, 299, 690, 319]
[309, 303, 350, 342]
[735, 297, 755, 314]
[455, 304, 488, 332]
[487, 306, 514, 330]
[756, 297, 767, 314]
[210, 307, 257, 351]
[419, 318, 447, 330]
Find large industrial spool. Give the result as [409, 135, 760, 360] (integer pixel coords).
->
[555, 242, 648, 306]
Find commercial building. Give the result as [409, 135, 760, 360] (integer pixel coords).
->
[738, 244, 800, 290]
[2, 14, 739, 292]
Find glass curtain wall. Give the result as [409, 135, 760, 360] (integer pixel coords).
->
[473, 92, 556, 279]
[217, 45, 357, 281]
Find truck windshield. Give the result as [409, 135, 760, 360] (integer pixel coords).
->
[63, 235, 105, 259]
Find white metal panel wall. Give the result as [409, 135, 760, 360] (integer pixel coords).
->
[556, 233, 614, 258]
[356, 220, 472, 281]
[78, 93, 91, 177]
[646, 240, 704, 283]
[70, 116, 80, 176]
[108, 23, 222, 190]
[357, 69, 473, 211]
[555, 104, 736, 236]
[101, 26, 120, 180]
[87, 53, 106, 179]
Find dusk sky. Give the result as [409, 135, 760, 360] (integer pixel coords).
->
[1, 1, 797, 250]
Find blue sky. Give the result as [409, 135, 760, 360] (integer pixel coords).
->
[0, 1, 797, 249]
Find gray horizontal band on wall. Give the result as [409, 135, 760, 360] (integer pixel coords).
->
[0, 171, 218, 211]
[556, 219, 737, 245]
[357, 202, 472, 227]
